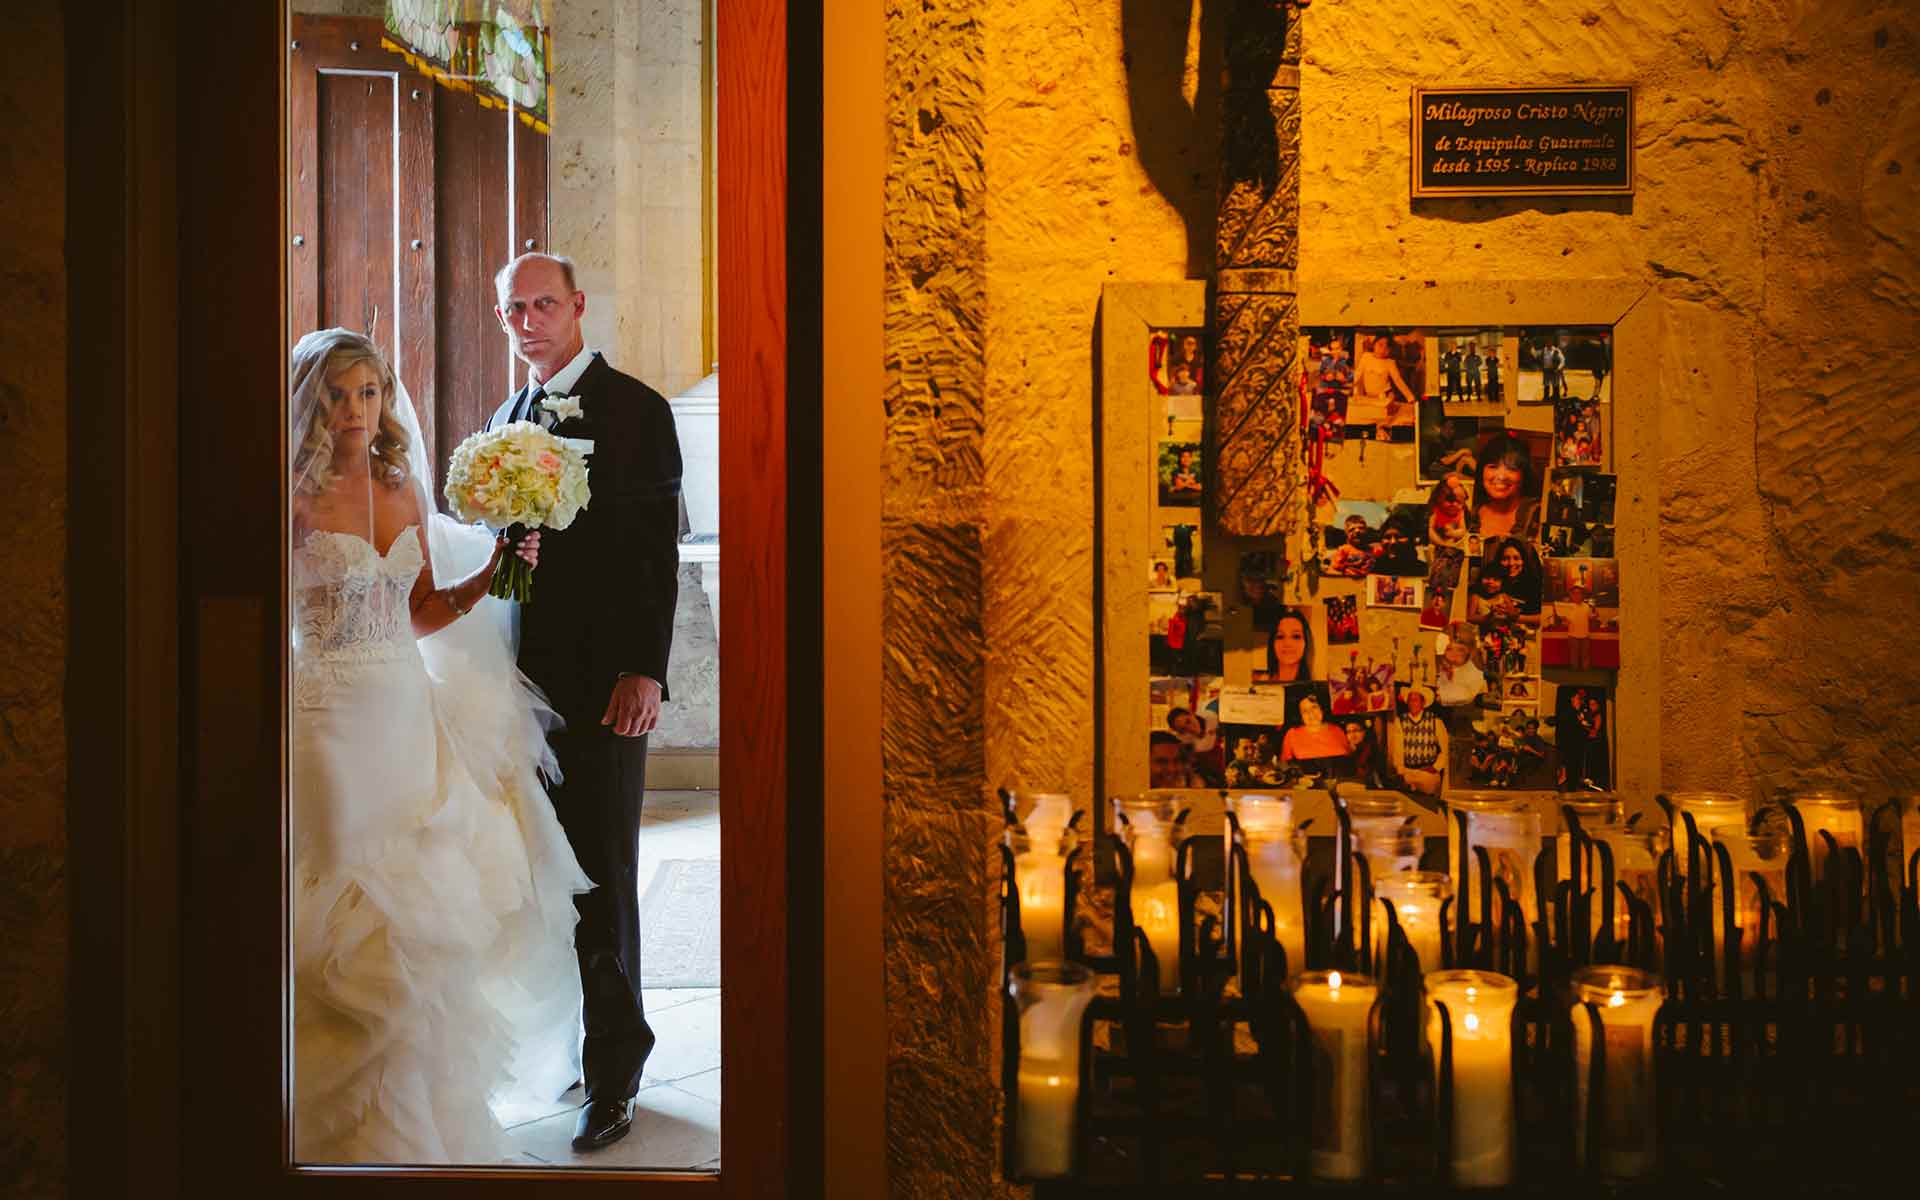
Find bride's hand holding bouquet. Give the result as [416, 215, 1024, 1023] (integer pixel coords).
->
[444, 421, 591, 603]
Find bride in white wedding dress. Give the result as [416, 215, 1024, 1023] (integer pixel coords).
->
[289, 327, 590, 1163]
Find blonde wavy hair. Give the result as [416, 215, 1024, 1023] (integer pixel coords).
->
[290, 329, 412, 496]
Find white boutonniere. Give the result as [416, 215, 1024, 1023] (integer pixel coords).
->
[544, 394, 584, 422]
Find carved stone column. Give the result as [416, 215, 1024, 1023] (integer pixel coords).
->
[1212, 0, 1307, 537]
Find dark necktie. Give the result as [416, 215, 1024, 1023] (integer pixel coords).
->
[524, 385, 551, 428]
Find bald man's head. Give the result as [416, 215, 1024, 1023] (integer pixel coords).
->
[494, 253, 586, 379]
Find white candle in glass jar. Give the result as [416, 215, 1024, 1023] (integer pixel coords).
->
[1130, 829, 1174, 886]
[1707, 826, 1788, 989]
[1009, 961, 1097, 1180]
[1014, 1064, 1079, 1177]
[1790, 792, 1863, 885]
[1134, 878, 1181, 994]
[1292, 970, 1377, 1181]
[1901, 796, 1920, 898]
[1554, 794, 1623, 913]
[1447, 795, 1530, 929]
[1014, 849, 1067, 963]
[1667, 791, 1746, 878]
[1584, 828, 1665, 953]
[1246, 834, 1305, 976]
[1375, 872, 1448, 976]
[1426, 970, 1517, 1188]
[1341, 792, 1417, 932]
[1570, 967, 1663, 1178]
[1231, 794, 1304, 974]
[1448, 797, 1540, 970]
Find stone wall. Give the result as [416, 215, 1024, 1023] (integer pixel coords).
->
[1294, 0, 1920, 796]
[552, 4, 718, 759]
[879, 0, 1919, 1194]
[0, 9, 66, 1198]
[551, 1, 710, 399]
[881, 1, 1198, 1194]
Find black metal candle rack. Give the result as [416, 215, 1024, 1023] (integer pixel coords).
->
[998, 791, 1920, 1192]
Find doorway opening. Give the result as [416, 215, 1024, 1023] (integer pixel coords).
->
[286, 1, 722, 1169]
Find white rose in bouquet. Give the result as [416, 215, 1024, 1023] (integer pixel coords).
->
[443, 420, 591, 602]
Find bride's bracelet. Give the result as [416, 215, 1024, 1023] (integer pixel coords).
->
[448, 587, 474, 617]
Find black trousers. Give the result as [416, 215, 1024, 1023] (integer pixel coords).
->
[548, 726, 654, 1102]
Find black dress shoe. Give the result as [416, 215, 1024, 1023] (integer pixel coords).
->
[572, 1096, 637, 1152]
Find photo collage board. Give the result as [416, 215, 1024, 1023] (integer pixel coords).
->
[1146, 325, 1620, 802]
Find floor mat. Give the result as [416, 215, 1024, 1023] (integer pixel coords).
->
[638, 858, 721, 988]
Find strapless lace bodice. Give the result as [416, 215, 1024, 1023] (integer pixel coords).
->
[293, 524, 425, 665]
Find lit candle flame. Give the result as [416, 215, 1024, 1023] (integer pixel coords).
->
[1464, 1012, 1481, 1033]
[1046, 1075, 1061, 1087]
[1608, 991, 1625, 1008]
[1328, 970, 1342, 990]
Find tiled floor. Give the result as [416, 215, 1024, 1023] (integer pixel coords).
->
[501, 788, 721, 1171]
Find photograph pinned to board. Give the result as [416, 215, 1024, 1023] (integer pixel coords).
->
[1418, 572, 1456, 631]
[1476, 618, 1538, 684]
[1467, 428, 1552, 542]
[1553, 681, 1614, 791]
[1541, 557, 1621, 671]
[1503, 677, 1541, 703]
[1150, 591, 1224, 676]
[1237, 551, 1286, 631]
[1387, 682, 1447, 799]
[1467, 536, 1545, 624]
[1321, 498, 1389, 578]
[1148, 589, 1178, 636]
[1516, 327, 1612, 406]
[1433, 622, 1489, 709]
[1158, 521, 1202, 583]
[1424, 474, 1474, 551]
[1332, 712, 1393, 790]
[1250, 605, 1319, 685]
[1151, 675, 1225, 787]
[1328, 642, 1398, 717]
[1158, 441, 1205, 506]
[1323, 594, 1361, 646]
[1542, 470, 1618, 558]
[1367, 573, 1425, 611]
[1454, 701, 1557, 792]
[1149, 326, 1206, 404]
[1274, 682, 1349, 768]
[1372, 503, 1429, 576]
[1345, 329, 1424, 442]
[1219, 686, 1292, 787]
[1427, 544, 1467, 590]
[1303, 327, 1356, 443]
[1552, 397, 1608, 469]
[1436, 330, 1505, 414]
[1431, 329, 1506, 414]
[1418, 398, 1484, 483]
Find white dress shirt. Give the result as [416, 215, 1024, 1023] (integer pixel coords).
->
[531, 343, 596, 396]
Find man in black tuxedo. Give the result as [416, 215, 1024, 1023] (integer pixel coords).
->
[488, 252, 682, 1152]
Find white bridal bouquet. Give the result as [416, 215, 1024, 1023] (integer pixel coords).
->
[443, 421, 592, 602]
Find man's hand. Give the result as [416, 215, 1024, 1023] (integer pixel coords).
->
[602, 674, 662, 738]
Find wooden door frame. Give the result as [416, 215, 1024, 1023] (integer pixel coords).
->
[66, 0, 823, 1195]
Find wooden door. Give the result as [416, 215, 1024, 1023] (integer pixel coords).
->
[289, 14, 547, 500]
[67, 0, 811, 1189]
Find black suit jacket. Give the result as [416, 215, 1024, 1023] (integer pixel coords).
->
[487, 353, 682, 726]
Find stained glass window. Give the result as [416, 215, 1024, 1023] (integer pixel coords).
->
[383, 0, 551, 129]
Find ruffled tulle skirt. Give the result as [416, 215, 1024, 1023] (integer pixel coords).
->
[292, 636, 589, 1164]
